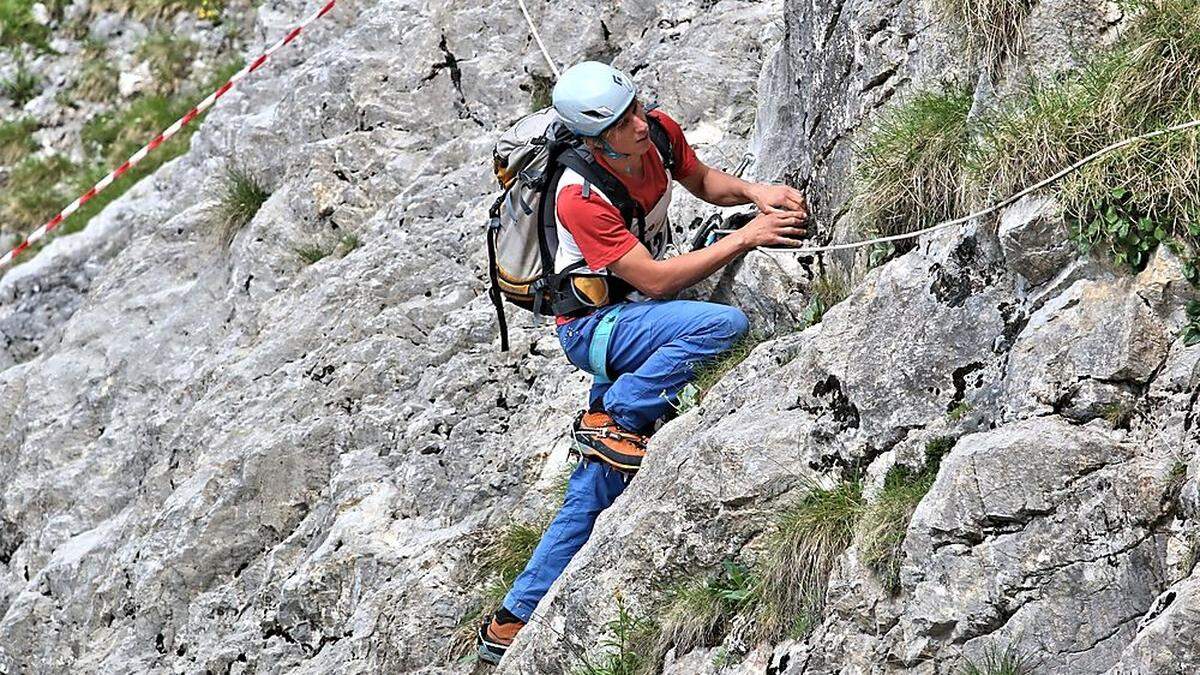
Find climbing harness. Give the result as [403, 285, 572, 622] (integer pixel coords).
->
[0, 0, 339, 269]
[587, 305, 622, 384]
[707, 118, 1200, 255]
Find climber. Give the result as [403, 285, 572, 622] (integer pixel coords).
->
[478, 61, 808, 663]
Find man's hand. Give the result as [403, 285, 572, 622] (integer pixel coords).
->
[736, 210, 809, 249]
[748, 183, 808, 218]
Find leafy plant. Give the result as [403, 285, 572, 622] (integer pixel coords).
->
[800, 268, 851, 328]
[948, 401, 972, 421]
[1182, 300, 1200, 347]
[859, 437, 954, 593]
[212, 164, 270, 245]
[1071, 187, 1169, 271]
[654, 559, 755, 658]
[576, 593, 658, 675]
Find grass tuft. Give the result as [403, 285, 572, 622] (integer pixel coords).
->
[753, 478, 865, 641]
[212, 164, 270, 245]
[935, 0, 1034, 68]
[136, 31, 198, 95]
[859, 437, 954, 593]
[653, 559, 754, 658]
[673, 331, 764, 413]
[855, 89, 973, 242]
[800, 268, 852, 327]
[0, 0, 52, 51]
[0, 115, 38, 164]
[1, 60, 40, 106]
[294, 244, 330, 265]
[960, 643, 1038, 675]
[72, 39, 119, 102]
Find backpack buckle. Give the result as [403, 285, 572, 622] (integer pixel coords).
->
[518, 169, 545, 189]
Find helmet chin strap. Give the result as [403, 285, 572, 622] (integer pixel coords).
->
[597, 137, 629, 160]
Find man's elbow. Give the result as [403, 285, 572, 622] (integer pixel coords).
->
[631, 278, 676, 300]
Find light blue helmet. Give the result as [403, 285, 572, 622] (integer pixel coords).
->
[552, 61, 637, 138]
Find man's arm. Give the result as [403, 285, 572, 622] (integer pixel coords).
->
[608, 210, 808, 299]
[679, 160, 808, 216]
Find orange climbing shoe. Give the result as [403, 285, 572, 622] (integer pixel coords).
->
[477, 611, 525, 664]
[571, 411, 648, 473]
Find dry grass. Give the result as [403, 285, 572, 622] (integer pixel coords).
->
[935, 0, 1035, 68]
[0, 116, 37, 165]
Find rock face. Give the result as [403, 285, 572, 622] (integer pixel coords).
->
[0, 0, 1198, 673]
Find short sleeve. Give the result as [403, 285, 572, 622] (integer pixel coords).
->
[556, 184, 640, 270]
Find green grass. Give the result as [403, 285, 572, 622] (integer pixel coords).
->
[136, 31, 198, 95]
[948, 401, 973, 421]
[652, 560, 754, 659]
[856, 1, 1200, 274]
[0, 0, 52, 51]
[89, 0, 225, 20]
[855, 88, 973, 241]
[1, 61, 40, 106]
[72, 39, 119, 103]
[0, 55, 247, 271]
[0, 116, 38, 164]
[673, 331, 764, 413]
[336, 232, 361, 256]
[528, 73, 554, 110]
[970, 0, 1200, 264]
[960, 643, 1038, 674]
[800, 268, 851, 327]
[859, 437, 954, 593]
[212, 164, 270, 245]
[753, 478, 865, 641]
[935, 0, 1034, 67]
[294, 244, 331, 265]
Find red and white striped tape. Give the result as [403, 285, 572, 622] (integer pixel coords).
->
[0, 0, 339, 269]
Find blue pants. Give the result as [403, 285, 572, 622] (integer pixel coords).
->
[502, 300, 749, 622]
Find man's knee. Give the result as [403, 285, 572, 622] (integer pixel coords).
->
[706, 305, 749, 344]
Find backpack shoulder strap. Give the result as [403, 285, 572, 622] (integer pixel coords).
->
[556, 147, 643, 229]
[646, 113, 675, 174]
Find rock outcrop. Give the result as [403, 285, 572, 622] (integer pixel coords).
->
[0, 0, 1197, 672]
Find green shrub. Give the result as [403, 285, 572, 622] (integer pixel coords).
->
[1, 61, 40, 105]
[753, 478, 864, 641]
[859, 437, 954, 593]
[960, 643, 1038, 675]
[212, 164, 270, 245]
[0, 115, 38, 164]
[855, 89, 973, 241]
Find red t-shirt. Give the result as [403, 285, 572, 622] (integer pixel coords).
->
[554, 110, 700, 323]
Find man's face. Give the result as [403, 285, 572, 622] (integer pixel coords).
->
[599, 98, 651, 157]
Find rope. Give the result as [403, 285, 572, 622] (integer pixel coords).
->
[714, 118, 1200, 255]
[0, 0, 339, 269]
[516, 0, 561, 79]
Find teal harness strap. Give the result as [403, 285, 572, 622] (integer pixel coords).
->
[589, 305, 623, 384]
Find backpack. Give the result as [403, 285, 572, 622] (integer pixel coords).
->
[485, 106, 676, 351]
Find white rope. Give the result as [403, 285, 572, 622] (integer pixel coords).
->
[516, 0, 561, 79]
[715, 118, 1200, 255]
